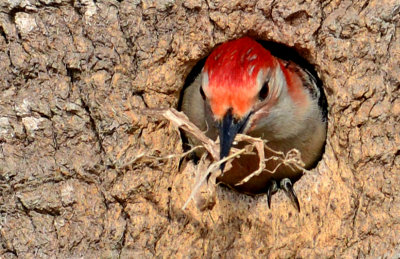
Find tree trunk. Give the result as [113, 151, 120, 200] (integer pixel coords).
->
[1, 0, 399, 258]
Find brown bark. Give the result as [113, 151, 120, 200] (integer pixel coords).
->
[0, 0, 399, 258]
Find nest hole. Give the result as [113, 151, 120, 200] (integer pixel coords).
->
[177, 38, 328, 191]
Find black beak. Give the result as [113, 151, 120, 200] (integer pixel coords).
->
[219, 109, 251, 171]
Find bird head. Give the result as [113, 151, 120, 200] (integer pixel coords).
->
[201, 37, 284, 165]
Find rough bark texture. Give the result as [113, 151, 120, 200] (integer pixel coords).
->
[0, 0, 399, 258]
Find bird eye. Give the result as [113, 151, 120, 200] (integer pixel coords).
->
[259, 81, 269, 100]
[200, 87, 206, 100]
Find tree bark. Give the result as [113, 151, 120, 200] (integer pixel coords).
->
[0, 0, 399, 258]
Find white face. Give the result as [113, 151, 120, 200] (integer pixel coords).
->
[256, 69, 266, 92]
[201, 71, 210, 100]
[202, 70, 209, 87]
[247, 66, 288, 136]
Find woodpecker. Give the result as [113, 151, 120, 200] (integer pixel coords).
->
[181, 37, 327, 211]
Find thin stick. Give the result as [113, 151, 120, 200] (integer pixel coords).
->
[118, 145, 203, 169]
[182, 148, 247, 210]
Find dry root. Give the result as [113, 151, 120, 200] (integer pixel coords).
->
[138, 108, 306, 211]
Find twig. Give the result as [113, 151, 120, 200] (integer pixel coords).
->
[182, 148, 247, 210]
[139, 108, 307, 211]
[118, 145, 204, 169]
[161, 109, 219, 160]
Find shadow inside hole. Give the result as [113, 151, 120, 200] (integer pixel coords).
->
[178, 38, 328, 186]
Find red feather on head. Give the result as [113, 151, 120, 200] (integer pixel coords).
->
[203, 37, 275, 119]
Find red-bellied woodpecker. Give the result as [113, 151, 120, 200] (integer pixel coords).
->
[181, 37, 327, 211]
